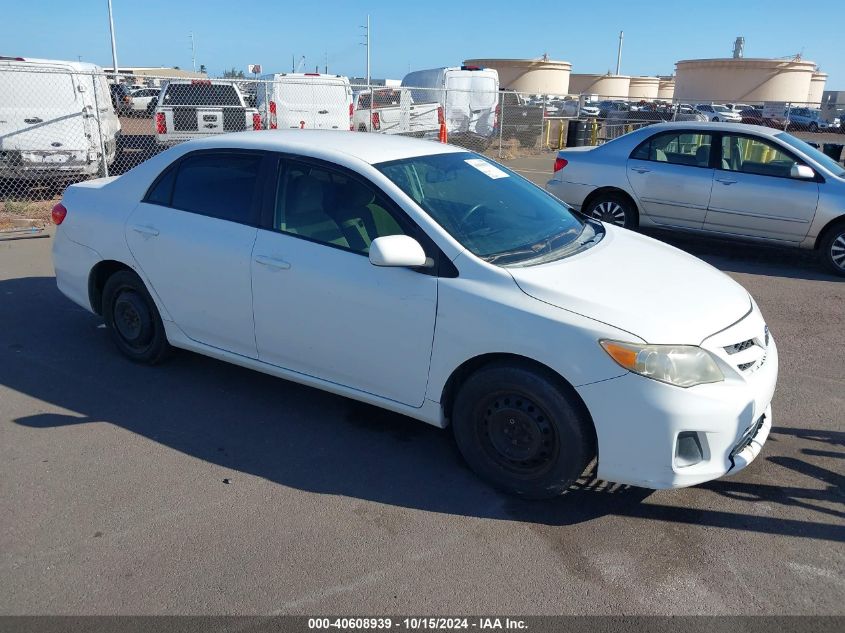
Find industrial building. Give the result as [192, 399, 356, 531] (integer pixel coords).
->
[103, 66, 208, 86]
[628, 76, 660, 100]
[568, 73, 630, 99]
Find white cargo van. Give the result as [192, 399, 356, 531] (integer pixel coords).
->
[401, 66, 499, 148]
[255, 73, 353, 131]
[0, 56, 120, 180]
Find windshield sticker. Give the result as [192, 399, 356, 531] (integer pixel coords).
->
[465, 158, 509, 179]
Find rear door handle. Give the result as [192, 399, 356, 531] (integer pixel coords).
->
[318, 110, 329, 115]
[630, 167, 651, 174]
[131, 224, 159, 237]
[255, 255, 291, 270]
[716, 178, 738, 185]
[24, 117, 43, 124]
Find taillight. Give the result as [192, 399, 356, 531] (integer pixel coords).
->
[553, 157, 568, 172]
[371, 111, 380, 130]
[155, 112, 166, 134]
[349, 102, 354, 118]
[269, 101, 277, 129]
[252, 112, 262, 130]
[349, 102, 354, 130]
[437, 106, 445, 125]
[51, 202, 67, 225]
[494, 104, 500, 129]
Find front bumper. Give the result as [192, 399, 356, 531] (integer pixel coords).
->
[576, 314, 778, 489]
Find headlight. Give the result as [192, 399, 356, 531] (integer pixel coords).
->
[600, 340, 724, 388]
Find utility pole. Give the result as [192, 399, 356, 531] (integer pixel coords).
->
[616, 30, 623, 75]
[360, 15, 370, 87]
[189, 32, 196, 72]
[107, 0, 119, 75]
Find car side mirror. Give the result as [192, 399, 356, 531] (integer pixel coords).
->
[369, 235, 429, 268]
[790, 164, 815, 180]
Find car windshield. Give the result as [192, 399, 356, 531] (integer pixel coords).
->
[713, 105, 729, 112]
[162, 83, 241, 106]
[775, 133, 845, 177]
[376, 152, 600, 266]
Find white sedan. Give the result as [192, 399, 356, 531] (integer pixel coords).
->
[52, 131, 777, 497]
[695, 104, 742, 122]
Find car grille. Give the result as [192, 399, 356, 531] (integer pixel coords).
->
[725, 339, 755, 354]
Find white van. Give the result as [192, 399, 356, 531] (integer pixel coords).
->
[401, 66, 499, 148]
[255, 73, 353, 131]
[0, 56, 120, 180]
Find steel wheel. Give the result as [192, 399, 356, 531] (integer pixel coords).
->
[476, 393, 559, 476]
[592, 200, 627, 225]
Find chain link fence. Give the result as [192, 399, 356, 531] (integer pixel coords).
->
[2, 66, 844, 223]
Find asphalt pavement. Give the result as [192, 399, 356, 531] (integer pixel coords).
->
[1, 160, 843, 615]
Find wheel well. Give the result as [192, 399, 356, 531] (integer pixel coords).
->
[581, 187, 640, 226]
[814, 216, 845, 250]
[440, 353, 597, 447]
[88, 260, 133, 315]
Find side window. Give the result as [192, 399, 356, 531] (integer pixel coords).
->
[720, 135, 799, 178]
[145, 165, 177, 206]
[631, 132, 713, 167]
[275, 161, 407, 254]
[169, 152, 262, 223]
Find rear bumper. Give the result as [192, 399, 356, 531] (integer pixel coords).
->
[52, 228, 101, 313]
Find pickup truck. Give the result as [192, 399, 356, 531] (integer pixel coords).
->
[498, 90, 544, 147]
[154, 80, 260, 146]
[352, 88, 441, 137]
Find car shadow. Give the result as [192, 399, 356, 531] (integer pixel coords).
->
[639, 228, 842, 282]
[2, 276, 842, 540]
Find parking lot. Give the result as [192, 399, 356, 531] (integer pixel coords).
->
[0, 154, 842, 615]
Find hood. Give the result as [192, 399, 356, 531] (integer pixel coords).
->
[508, 225, 751, 344]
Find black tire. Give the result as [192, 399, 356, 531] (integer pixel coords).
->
[452, 362, 595, 499]
[809, 122, 818, 133]
[583, 192, 637, 228]
[102, 270, 171, 364]
[712, 116, 719, 122]
[820, 222, 845, 277]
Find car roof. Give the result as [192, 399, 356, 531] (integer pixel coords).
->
[640, 121, 784, 137]
[0, 56, 103, 72]
[183, 130, 466, 165]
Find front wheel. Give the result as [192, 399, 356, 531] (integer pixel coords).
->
[820, 223, 845, 277]
[583, 193, 637, 228]
[808, 122, 818, 133]
[452, 363, 595, 499]
[102, 270, 171, 363]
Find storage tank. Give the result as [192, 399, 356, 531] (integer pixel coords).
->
[674, 58, 816, 103]
[568, 73, 630, 100]
[462, 58, 572, 95]
[808, 71, 827, 106]
[628, 76, 659, 100]
[657, 76, 675, 100]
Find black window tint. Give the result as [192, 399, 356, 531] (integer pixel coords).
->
[276, 161, 406, 254]
[171, 153, 261, 223]
[145, 165, 177, 205]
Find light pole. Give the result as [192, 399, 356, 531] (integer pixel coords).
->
[107, 0, 119, 75]
[360, 15, 370, 87]
[616, 30, 623, 75]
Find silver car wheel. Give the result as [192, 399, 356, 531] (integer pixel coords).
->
[831, 234, 845, 270]
[593, 201, 626, 225]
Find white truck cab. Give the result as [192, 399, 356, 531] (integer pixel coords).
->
[0, 56, 120, 180]
[255, 73, 353, 131]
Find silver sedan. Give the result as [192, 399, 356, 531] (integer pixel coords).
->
[546, 122, 845, 276]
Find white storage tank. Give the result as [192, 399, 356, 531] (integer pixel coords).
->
[657, 76, 675, 100]
[808, 71, 827, 106]
[674, 58, 816, 103]
[462, 58, 572, 95]
[628, 76, 660, 100]
[568, 73, 630, 100]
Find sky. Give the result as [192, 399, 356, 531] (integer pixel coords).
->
[5, 0, 843, 86]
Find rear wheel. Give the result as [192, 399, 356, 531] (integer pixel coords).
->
[820, 222, 845, 277]
[452, 363, 594, 499]
[583, 192, 637, 228]
[808, 122, 818, 133]
[102, 270, 171, 364]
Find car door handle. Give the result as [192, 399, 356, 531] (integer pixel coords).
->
[131, 224, 159, 237]
[317, 110, 329, 114]
[24, 117, 43, 124]
[630, 167, 651, 174]
[716, 178, 738, 185]
[255, 255, 291, 270]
